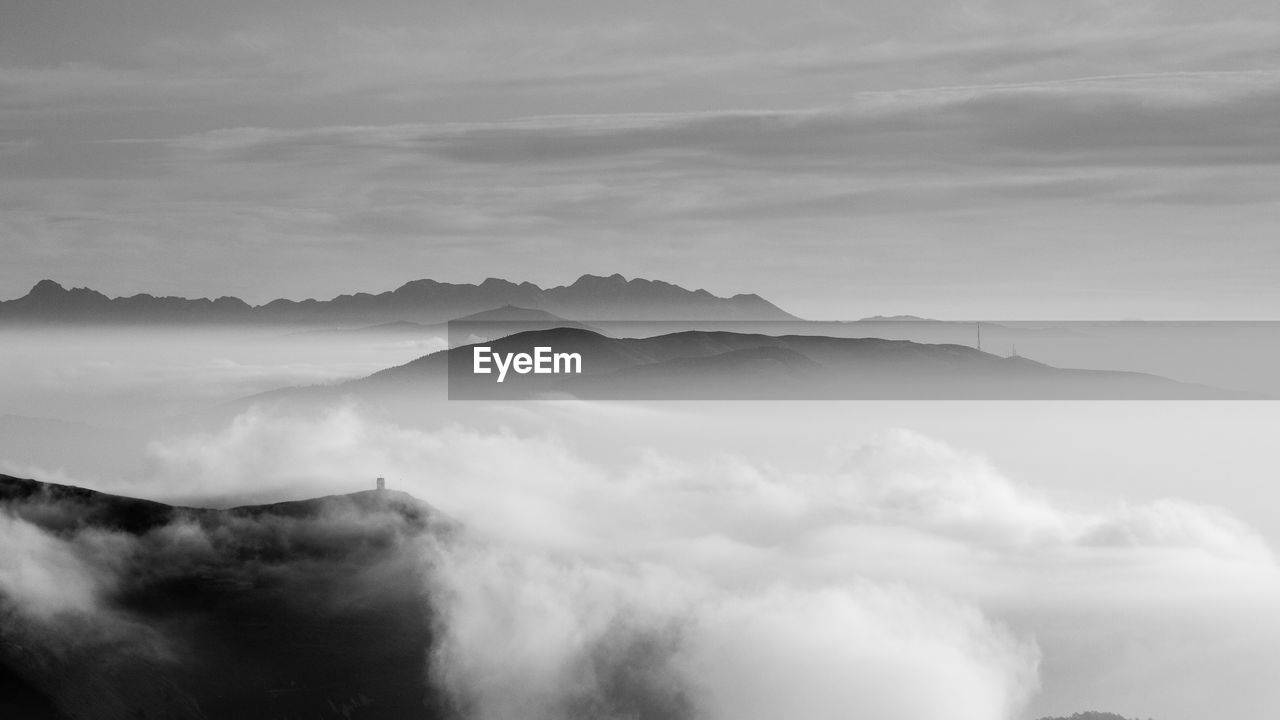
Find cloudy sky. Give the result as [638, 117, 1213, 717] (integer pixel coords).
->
[2, 0, 1279, 319]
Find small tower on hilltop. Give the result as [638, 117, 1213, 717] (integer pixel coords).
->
[376, 477, 386, 491]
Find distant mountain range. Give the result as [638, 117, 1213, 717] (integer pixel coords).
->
[354, 327, 1246, 400]
[0, 275, 795, 325]
[857, 314, 938, 322]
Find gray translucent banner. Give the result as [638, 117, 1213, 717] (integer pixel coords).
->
[443, 320, 1280, 400]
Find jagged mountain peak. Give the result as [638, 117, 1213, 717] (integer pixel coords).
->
[1, 275, 798, 324]
[29, 279, 67, 296]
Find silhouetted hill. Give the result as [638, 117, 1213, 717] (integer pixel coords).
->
[0, 474, 455, 720]
[0, 274, 795, 325]
[358, 327, 1247, 400]
[450, 305, 567, 323]
[1036, 713, 1149, 720]
[858, 314, 937, 322]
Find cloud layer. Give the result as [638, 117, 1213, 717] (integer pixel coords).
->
[63, 402, 1274, 719]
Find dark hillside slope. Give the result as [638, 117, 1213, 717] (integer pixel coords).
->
[0, 474, 455, 720]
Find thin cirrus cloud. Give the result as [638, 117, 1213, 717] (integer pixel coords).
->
[152, 71, 1280, 170]
[2, 0, 1278, 123]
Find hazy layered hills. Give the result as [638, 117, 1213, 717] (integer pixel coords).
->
[1036, 713, 1150, 720]
[0, 275, 794, 325]
[360, 327, 1246, 400]
[292, 305, 587, 338]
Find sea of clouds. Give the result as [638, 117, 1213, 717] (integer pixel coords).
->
[5, 401, 1273, 719]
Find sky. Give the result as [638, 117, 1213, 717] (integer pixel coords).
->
[2, 0, 1280, 319]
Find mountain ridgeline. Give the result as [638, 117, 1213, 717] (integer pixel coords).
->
[354, 326, 1247, 400]
[0, 474, 454, 720]
[1036, 713, 1152, 720]
[0, 275, 795, 325]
